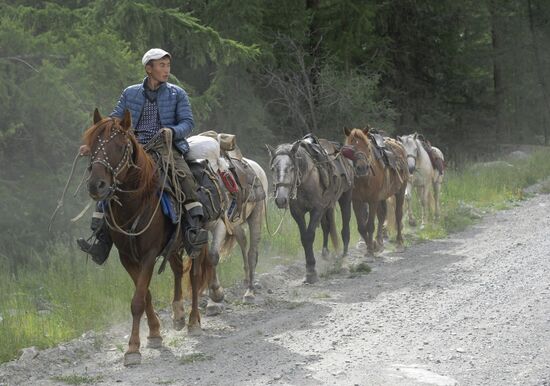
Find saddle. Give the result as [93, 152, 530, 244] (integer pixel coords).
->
[200, 131, 266, 221]
[417, 134, 445, 175]
[149, 149, 224, 225]
[299, 134, 334, 191]
[318, 139, 354, 190]
[367, 129, 398, 171]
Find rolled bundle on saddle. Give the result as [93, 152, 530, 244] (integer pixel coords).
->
[200, 130, 266, 204]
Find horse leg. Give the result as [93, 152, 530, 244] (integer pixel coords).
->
[395, 189, 406, 252]
[320, 210, 331, 259]
[121, 256, 156, 366]
[243, 205, 262, 303]
[207, 221, 225, 304]
[352, 199, 369, 256]
[339, 189, 352, 257]
[375, 200, 387, 252]
[169, 254, 186, 330]
[188, 248, 206, 336]
[433, 178, 442, 221]
[365, 201, 378, 256]
[406, 180, 417, 227]
[291, 206, 319, 284]
[419, 185, 429, 228]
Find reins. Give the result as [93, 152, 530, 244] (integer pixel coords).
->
[100, 127, 177, 238]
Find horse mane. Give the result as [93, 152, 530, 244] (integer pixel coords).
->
[274, 143, 311, 172]
[347, 129, 376, 164]
[82, 117, 158, 212]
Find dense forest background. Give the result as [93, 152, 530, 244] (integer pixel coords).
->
[1, 0, 549, 270]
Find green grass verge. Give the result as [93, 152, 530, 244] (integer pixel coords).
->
[1, 148, 549, 363]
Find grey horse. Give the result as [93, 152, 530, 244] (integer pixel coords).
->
[268, 137, 354, 284]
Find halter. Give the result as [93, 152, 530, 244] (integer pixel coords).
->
[404, 137, 420, 172]
[89, 121, 134, 198]
[271, 148, 302, 200]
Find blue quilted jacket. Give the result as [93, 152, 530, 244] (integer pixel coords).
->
[111, 78, 194, 154]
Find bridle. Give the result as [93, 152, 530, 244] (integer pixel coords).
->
[271, 149, 302, 201]
[88, 121, 134, 199]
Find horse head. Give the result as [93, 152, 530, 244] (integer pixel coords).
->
[396, 134, 419, 174]
[267, 142, 300, 209]
[343, 127, 372, 177]
[82, 109, 135, 201]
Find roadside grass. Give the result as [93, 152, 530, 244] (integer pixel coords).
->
[1, 149, 549, 363]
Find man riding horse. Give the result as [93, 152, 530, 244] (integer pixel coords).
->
[77, 48, 208, 263]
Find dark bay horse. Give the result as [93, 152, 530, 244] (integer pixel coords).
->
[268, 137, 354, 284]
[344, 128, 409, 256]
[83, 109, 214, 366]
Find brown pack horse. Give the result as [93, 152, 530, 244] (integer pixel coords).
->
[344, 128, 409, 256]
[83, 109, 214, 366]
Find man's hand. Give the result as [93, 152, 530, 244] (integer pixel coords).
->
[79, 144, 91, 156]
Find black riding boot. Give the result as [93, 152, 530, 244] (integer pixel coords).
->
[77, 212, 113, 265]
[183, 204, 209, 256]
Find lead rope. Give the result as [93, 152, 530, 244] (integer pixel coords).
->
[48, 151, 82, 232]
[104, 131, 174, 237]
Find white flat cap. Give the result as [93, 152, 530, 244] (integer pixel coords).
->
[142, 48, 171, 65]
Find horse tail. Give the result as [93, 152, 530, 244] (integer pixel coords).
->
[219, 234, 237, 259]
[198, 245, 214, 295]
[181, 245, 214, 299]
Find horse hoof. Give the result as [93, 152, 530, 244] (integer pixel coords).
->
[243, 290, 255, 304]
[394, 244, 405, 253]
[188, 324, 202, 336]
[304, 271, 319, 284]
[206, 300, 225, 316]
[123, 352, 142, 366]
[173, 318, 186, 331]
[146, 336, 163, 349]
[321, 248, 330, 260]
[209, 287, 225, 303]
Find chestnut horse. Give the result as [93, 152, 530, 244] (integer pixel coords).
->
[83, 109, 213, 366]
[344, 128, 409, 256]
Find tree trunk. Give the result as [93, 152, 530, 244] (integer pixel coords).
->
[306, 0, 321, 133]
[527, 0, 550, 145]
[489, 0, 507, 143]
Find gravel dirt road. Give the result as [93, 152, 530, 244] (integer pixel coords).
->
[1, 191, 550, 386]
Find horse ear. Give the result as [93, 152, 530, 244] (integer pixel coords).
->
[291, 141, 300, 155]
[397, 135, 402, 142]
[93, 108, 102, 124]
[265, 144, 275, 159]
[343, 127, 352, 137]
[120, 109, 132, 131]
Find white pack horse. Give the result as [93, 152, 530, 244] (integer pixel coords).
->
[397, 134, 444, 228]
[187, 135, 268, 307]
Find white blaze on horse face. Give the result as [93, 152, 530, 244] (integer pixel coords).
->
[272, 154, 295, 206]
